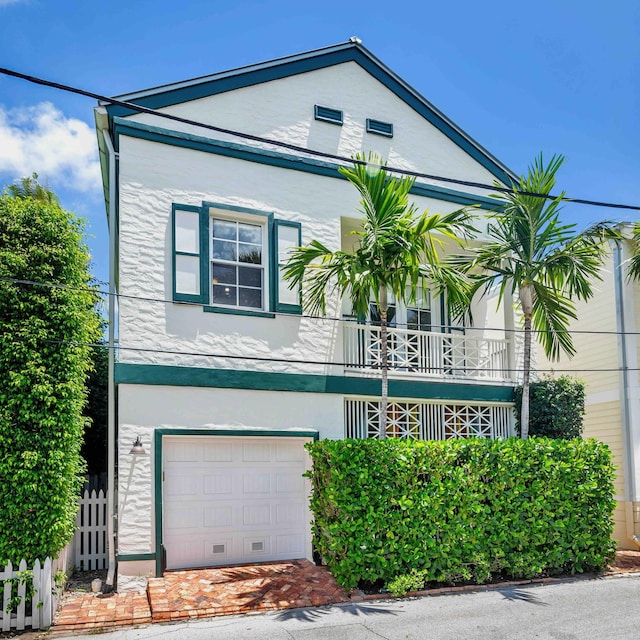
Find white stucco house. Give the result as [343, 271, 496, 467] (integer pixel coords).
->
[94, 39, 519, 591]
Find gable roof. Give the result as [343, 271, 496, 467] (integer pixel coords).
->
[102, 40, 517, 185]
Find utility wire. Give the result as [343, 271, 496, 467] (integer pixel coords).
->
[2, 334, 637, 375]
[1, 275, 639, 337]
[1, 65, 639, 212]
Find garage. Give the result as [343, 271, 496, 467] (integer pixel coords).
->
[162, 434, 313, 570]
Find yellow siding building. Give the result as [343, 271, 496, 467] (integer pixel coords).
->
[538, 237, 640, 549]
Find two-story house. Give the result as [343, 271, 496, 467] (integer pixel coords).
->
[94, 40, 519, 591]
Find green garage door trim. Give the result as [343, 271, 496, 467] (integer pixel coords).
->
[153, 428, 319, 576]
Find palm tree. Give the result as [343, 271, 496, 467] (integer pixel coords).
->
[626, 224, 640, 282]
[456, 154, 618, 439]
[282, 152, 474, 438]
[4, 173, 58, 204]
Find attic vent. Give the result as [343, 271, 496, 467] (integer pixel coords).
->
[314, 105, 343, 125]
[366, 119, 393, 138]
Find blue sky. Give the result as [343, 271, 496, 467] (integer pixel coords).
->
[0, 0, 638, 286]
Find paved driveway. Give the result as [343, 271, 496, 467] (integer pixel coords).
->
[55, 573, 640, 640]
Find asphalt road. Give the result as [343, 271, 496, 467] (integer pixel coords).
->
[59, 573, 640, 640]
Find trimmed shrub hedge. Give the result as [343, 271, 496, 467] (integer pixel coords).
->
[0, 193, 101, 564]
[306, 438, 616, 590]
[514, 376, 585, 439]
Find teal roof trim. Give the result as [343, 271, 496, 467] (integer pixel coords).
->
[104, 42, 516, 185]
[113, 117, 501, 210]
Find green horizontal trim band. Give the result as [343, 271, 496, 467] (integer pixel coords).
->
[113, 119, 500, 210]
[105, 44, 513, 184]
[117, 553, 156, 562]
[115, 363, 514, 403]
[203, 305, 276, 318]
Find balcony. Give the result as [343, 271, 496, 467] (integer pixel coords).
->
[343, 323, 512, 383]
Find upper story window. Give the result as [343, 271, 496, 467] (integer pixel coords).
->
[171, 201, 302, 317]
[211, 217, 266, 310]
[368, 287, 431, 330]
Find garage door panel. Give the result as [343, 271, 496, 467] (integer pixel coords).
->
[163, 436, 311, 570]
[243, 536, 270, 557]
[164, 503, 203, 530]
[203, 505, 234, 528]
[275, 502, 304, 525]
[203, 473, 233, 495]
[167, 538, 206, 569]
[242, 471, 271, 494]
[165, 474, 200, 497]
[242, 442, 272, 462]
[242, 503, 271, 526]
[166, 441, 202, 462]
[203, 441, 234, 462]
[275, 442, 305, 462]
[276, 472, 304, 493]
[276, 534, 305, 555]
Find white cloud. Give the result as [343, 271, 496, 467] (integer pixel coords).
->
[0, 102, 101, 193]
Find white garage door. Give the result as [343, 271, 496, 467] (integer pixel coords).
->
[162, 435, 313, 570]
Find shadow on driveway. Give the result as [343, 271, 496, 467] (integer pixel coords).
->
[275, 601, 402, 622]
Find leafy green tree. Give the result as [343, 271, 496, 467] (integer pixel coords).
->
[514, 375, 585, 439]
[0, 182, 101, 563]
[283, 152, 473, 437]
[456, 154, 617, 439]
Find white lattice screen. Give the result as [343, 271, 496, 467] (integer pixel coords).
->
[345, 399, 513, 440]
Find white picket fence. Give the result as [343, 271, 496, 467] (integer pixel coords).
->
[74, 489, 108, 570]
[0, 490, 109, 631]
[0, 545, 71, 631]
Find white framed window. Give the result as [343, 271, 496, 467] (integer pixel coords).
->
[210, 213, 268, 311]
[368, 286, 433, 329]
[171, 201, 302, 316]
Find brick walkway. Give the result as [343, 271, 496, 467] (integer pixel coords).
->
[147, 559, 348, 622]
[51, 552, 640, 633]
[52, 559, 347, 632]
[53, 591, 151, 633]
[608, 550, 640, 573]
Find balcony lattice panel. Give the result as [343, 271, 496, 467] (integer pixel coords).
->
[345, 399, 513, 440]
[343, 324, 510, 381]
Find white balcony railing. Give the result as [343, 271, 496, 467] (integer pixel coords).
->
[343, 323, 511, 382]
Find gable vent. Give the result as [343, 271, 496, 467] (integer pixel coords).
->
[314, 105, 343, 125]
[366, 119, 393, 138]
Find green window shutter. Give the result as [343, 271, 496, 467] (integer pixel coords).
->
[172, 204, 208, 303]
[273, 219, 302, 314]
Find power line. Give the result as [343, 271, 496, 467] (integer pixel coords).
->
[1, 65, 638, 212]
[1, 275, 639, 337]
[2, 335, 638, 375]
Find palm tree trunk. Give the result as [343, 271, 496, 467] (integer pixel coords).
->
[379, 288, 389, 439]
[520, 285, 533, 439]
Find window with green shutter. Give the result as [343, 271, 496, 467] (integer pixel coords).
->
[274, 220, 302, 314]
[171, 201, 302, 317]
[172, 204, 207, 303]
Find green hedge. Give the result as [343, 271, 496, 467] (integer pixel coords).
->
[514, 376, 585, 439]
[0, 193, 101, 564]
[306, 438, 616, 590]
